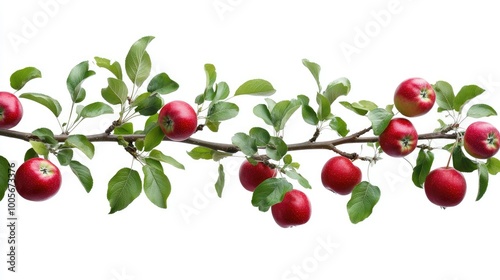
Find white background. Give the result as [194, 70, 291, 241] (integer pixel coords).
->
[1, 0, 500, 279]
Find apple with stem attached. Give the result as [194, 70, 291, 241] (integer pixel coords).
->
[463, 121, 500, 159]
[379, 118, 418, 157]
[14, 158, 62, 201]
[424, 167, 466, 208]
[239, 160, 277, 192]
[158, 100, 198, 141]
[321, 156, 361, 195]
[271, 189, 311, 228]
[0, 91, 23, 129]
[394, 78, 436, 117]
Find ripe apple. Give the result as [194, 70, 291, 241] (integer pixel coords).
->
[321, 156, 361, 195]
[379, 118, 418, 157]
[271, 189, 311, 228]
[158, 100, 198, 141]
[0, 91, 23, 129]
[239, 160, 277, 192]
[463, 121, 500, 159]
[394, 78, 436, 117]
[14, 158, 62, 201]
[424, 167, 466, 208]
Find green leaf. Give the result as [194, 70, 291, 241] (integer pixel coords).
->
[316, 93, 331, 121]
[133, 92, 163, 116]
[347, 181, 381, 224]
[143, 159, 171, 209]
[215, 163, 225, 198]
[486, 157, 500, 175]
[101, 78, 128, 105]
[207, 101, 239, 122]
[266, 136, 288, 161]
[203, 63, 217, 101]
[30, 141, 48, 157]
[271, 99, 301, 131]
[149, 149, 185, 169]
[283, 154, 293, 165]
[298, 95, 319, 125]
[80, 102, 114, 118]
[114, 123, 134, 135]
[144, 125, 165, 152]
[367, 108, 394, 135]
[10, 66, 42, 90]
[205, 119, 221, 133]
[453, 85, 485, 112]
[213, 82, 230, 103]
[329, 116, 350, 137]
[67, 61, 95, 103]
[107, 168, 142, 214]
[324, 77, 351, 104]
[249, 127, 271, 146]
[302, 59, 321, 92]
[69, 160, 93, 193]
[24, 148, 39, 161]
[231, 133, 257, 156]
[466, 104, 498, 118]
[253, 104, 273, 126]
[65, 135, 95, 159]
[147, 72, 179, 95]
[433, 81, 455, 111]
[251, 178, 293, 212]
[94, 57, 122, 80]
[477, 163, 489, 201]
[32, 127, 58, 146]
[452, 145, 477, 172]
[235, 79, 276, 96]
[0, 156, 10, 201]
[56, 149, 73, 166]
[125, 36, 154, 87]
[187, 146, 215, 160]
[284, 169, 312, 189]
[412, 149, 434, 188]
[339, 101, 368, 116]
[19, 93, 62, 117]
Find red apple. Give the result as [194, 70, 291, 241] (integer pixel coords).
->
[321, 156, 361, 195]
[0, 91, 23, 129]
[463, 121, 500, 159]
[379, 118, 418, 157]
[158, 100, 198, 141]
[424, 167, 466, 208]
[239, 160, 277, 192]
[394, 78, 436, 117]
[271, 189, 311, 228]
[14, 158, 62, 201]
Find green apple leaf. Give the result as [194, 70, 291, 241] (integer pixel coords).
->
[215, 163, 225, 198]
[107, 167, 142, 214]
[477, 163, 489, 201]
[69, 160, 93, 193]
[271, 99, 301, 131]
[302, 59, 322, 92]
[207, 101, 239, 122]
[67, 61, 95, 103]
[266, 136, 288, 161]
[114, 123, 134, 135]
[235, 79, 276, 96]
[316, 93, 331, 121]
[143, 159, 171, 209]
[0, 155, 10, 201]
[10, 66, 42, 91]
[297, 95, 319, 125]
[187, 146, 215, 160]
[144, 125, 165, 152]
[19, 93, 62, 117]
[252, 178, 293, 212]
[65, 135, 95, 159]
[94, 56, 123, 80]
[486, 157, 500, 175]
[24, 148, 39, 161]
[329, 116, 350, 137]
[433, 81, 455, 111]
[149, 149, 185, 170]
[412, 149, 434, 188]
[249, 127, 271, 146]
[133, 92, 163, 116]
[80, 102, 114, 119]
[212, 82, 230, 103]
[466, 104, 498, 118]
[347, 181, 381, 224]
[324, 77, 351, 104]
[125, 36, 154, 87]
[253, 104, 273, 126]
[29, 140, 49, 158]
[367, 108, 394, 136]
[452, 145, 477, 172]
[339, 101, 368, 116]
[284, 169, 312, 189]
[453, 85, 485, 112]
[32, 127, 58, 146]
[202, 63, 217, 102]
[147, 72, 179, 95]
[56, 149, 73, 166]
[101, 77, 128, 105]
[231, 132, 257, 156]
